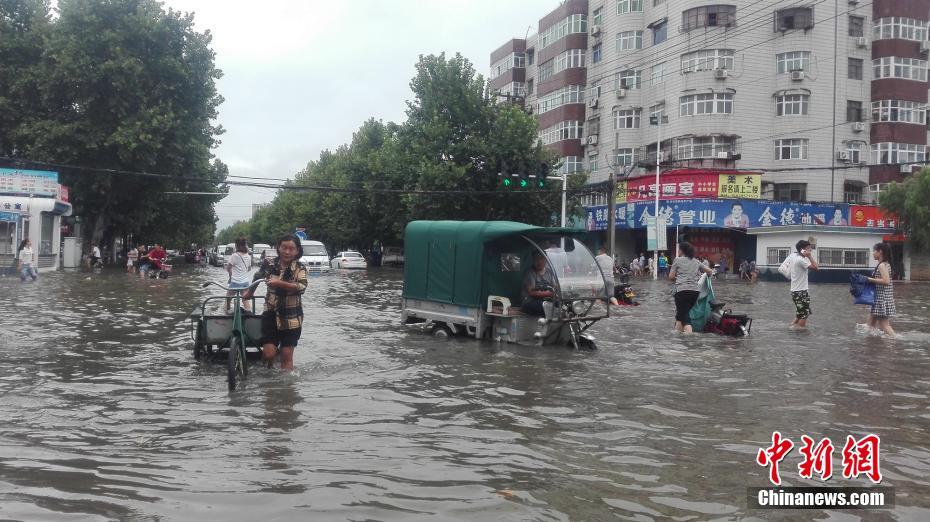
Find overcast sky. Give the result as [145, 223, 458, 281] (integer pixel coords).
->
[158, 0, 553, 230]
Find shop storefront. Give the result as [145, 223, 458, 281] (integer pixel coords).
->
[0, 168, 72, 273]
[584, 169, 902, 280]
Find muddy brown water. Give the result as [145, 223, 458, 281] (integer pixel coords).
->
[1, 266, 929, 520]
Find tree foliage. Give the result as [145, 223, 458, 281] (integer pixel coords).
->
[880, 168, 930, 252]
[0, 0, 226, 248]
[223, 53, 585, 253]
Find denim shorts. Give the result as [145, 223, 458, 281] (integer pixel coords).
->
[228, 280, 249, 290]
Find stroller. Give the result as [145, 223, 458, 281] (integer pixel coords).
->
[691, 276, 752, 337]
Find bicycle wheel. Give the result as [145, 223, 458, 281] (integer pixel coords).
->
[193, 322, 204, 360]
[227, 335, 245, 391]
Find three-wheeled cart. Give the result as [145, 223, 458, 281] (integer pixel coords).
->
[400, 221, 610, 349]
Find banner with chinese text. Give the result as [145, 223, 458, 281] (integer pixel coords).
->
[0, 168, 59, 197]
[718, 173, 761, 199]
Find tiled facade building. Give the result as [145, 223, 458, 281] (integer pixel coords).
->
[489, 0, 930, 204]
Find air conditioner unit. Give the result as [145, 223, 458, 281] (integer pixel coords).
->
[852, 121, 865, 132]
[588, 97, 599, 108]
[714, 68, 729, 79]
[586, 135, 599, 145]
[716, 151, 732, 159]
[616, 88, 627, 98]
[856, 37, 868, 48]
[836, 150, 850, 161]
[590, 24, 601, 36]
[790, 70, 805, 81]
[848, 0, 859, 4]
[921, 40, 930, 53]
[900, 163, 912, 173]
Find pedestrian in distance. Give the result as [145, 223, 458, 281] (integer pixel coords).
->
[137, 245, 151, 278]
[259, 234, 308, 371]
[225, 237, 253, 314]
[866, 242, 896, 337]
[17, 239, 38, 282]
[749, 259, 758, 283]
[739, 259, 749, 280]
[127, 246, 138, 273]
[669, 241, 714, 334]
[90, 243, 102, 268]
[657, 253, 669, 276]
[787, 240, 819, 329]
[594, 246, 620, 306]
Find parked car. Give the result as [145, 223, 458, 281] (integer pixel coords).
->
[330, 251, 367, 270]
[213, 243, 235, 267]
[299, 240, 331, 272]
[252, 243, 271, 263]
[258, 247, 277, 263]
[382, 246, 404, 266]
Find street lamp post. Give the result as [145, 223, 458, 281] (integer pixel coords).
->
[652, 111, 663, 281]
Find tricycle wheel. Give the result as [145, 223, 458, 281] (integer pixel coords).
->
[227, 336, 245, 391]
[577, 336, 597, 350]
[193, 324, 204, 360]
[431, 323, 453, 339]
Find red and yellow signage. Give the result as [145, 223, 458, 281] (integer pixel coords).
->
[849, 205, 897, 229]
[718, 173, 761, 199]
[624, 169, 762, 202]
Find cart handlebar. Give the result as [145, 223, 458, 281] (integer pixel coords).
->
[201, 279, 264, 293]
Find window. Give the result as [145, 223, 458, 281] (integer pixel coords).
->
[557, 156, 583, 174]
[540, 14, 587, 49]
[527, 50, 534, 66]
[653, 20, 668, 44]
[848, 16, 864, 37]
[848, 58, 863, 80]
[536, 85, 585, 114]
[613, 108, 641, 129]
[871, 100, 927, 125]
[844, 182, 863, 203]
[846, 142, 864, 163]
[774, 183, 807, 201]
[654, 0, 666, 5]
[589, 155, 599, 172]
[526, 78, 534, 96]
[650, 63, 665, 86]
[775, 7, 814, 31]
[873, 17, 929, 42]
[490, 52, 525, 79]
[682, 5, 736, 32]
[586, 116, 600, 135]
[593, 7, 603, 26]
[555, 49, 586, 73]
[617, 0, 643, 15]
[767, 247, 791, 265]
[870, 142, 927, 164]
[539, 60, 554, 81]
[818, 248, 869, 267]
[774, 138, 809, 160]
[539, 121, 584, 145]
[618, 70, 642, 89]
[776, 51, 811, 73]
[677, 136, 737, 159]
[775, 94, 809, 116]
[592, 43, 602, 64]
[616, 148, 635, 166]
[589, 83, 601, 99]
[873, 56, 928, 81]
[617, 30, 643, 51]
[680, 93, 733, 115]
[681, 49, 735, 72]
[649, 103, 665, 123]
[846, 101, 863, 122]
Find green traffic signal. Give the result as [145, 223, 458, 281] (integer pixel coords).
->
[520, 179, 528, 188]
[503, 178, 512, 187]
[537, 179, 545, 188]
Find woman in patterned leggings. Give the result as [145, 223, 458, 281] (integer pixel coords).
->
[866, 242, 896, 337]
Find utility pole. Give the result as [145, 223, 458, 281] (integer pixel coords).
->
[607, 133, 619, 260]
[653, 112, 662, 281]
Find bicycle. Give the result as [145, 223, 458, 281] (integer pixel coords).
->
[192, 280, 265, 391]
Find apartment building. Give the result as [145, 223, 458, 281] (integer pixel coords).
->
[490, 0, 929, 280]
[489, 0, 930, 204]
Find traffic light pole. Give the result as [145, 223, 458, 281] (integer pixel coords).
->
[561, 171, 567, 227]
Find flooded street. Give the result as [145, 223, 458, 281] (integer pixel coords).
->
[1, 265, 930, 520]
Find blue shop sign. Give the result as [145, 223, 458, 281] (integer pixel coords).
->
[0, 211, 20, 222]
[585, 199, 887, 231]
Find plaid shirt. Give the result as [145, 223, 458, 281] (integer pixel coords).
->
[263, 260, 308, 330]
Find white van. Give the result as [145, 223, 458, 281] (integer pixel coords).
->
[300, 240, 331, 272]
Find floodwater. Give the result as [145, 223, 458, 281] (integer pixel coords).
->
[1, 265, 929, 521]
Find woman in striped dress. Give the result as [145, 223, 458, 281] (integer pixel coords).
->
[866, 242, 896, 337]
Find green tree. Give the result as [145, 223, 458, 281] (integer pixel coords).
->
[7, 0, 226, 248]
[880, 168, 930, 251]
[0, 0, 51, 156]
[215, 219, 252, 246]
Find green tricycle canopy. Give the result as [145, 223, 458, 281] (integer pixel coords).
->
[402, 220, 586, 308]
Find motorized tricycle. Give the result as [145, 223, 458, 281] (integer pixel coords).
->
[400, 221, 610, 349]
